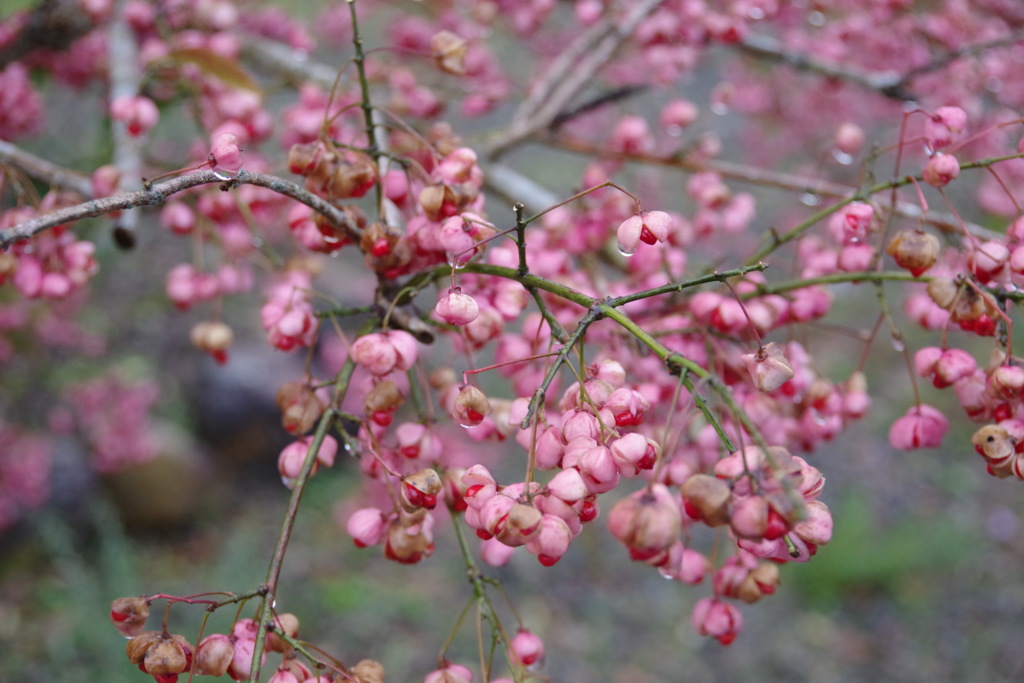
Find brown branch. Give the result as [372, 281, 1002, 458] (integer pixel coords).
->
[735, 33, 909, 100]
[541, 135, 1000, 241]
[0, 169, 360, 248]
[485, 0, 663, 159]
[0, 140, 92, 197]
[736, 29, 1024, 102]
[239, 40, 339, 89]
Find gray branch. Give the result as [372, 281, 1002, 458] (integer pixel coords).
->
[0, 170, 360, 249]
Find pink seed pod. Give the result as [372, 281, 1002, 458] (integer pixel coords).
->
[889, 404, 949, 450]
[680, 474, 731, 527]
[741, 342, 794, 393]
[435, 286, 479, 325]
[347, 507, 388, 548]
[692, 597, 743, 645]
[209, 131, 243, 176]
[609, 432, 659, 477]
[351, 330, 418, 375]
[887, 229, 940, 277]
[510, 629, 545, 668]
[110, 95, 158, 137]
[923, 105, 967, 150]
[195, 633, 234, 676]
[607, 484, 681, 558]
[660, 99, 699, 133]
[451, 385, 492, 427]
[616, 210, 673, 256]
[110, 596, 150, 637]
[834, 122, 865, 156]
[989, 365, 1024, 399]
[401, 468, 443, 511]
[525, 513, 573, 566]
[922, 153, 960, 187]
[424, 661, 474, 683]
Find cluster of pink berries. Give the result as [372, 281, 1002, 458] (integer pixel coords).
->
[111, 597, 384, 683]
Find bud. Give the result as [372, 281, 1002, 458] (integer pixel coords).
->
[110, 596, 150, 637]
[266, 613, 299, 654]
[276, 381, 325, 435]
[331, 153, 377, 199]
[741, 341, 794, 392]
[451, 385, 491, 427]
[209, 131, 243, 176]
[736, 562, 781, 604]
[834, 122, 865, 156]
[989, 365, 1024, 399]
[129, 632, 192, 677]
[384, 517, 434, 564]
[886, 230, 939, 277]
[424, 662, 474, 683]
[607, 484, 682, 559]
[195, 633, 234, 676]
[510, 629, 545, 669]
[972, 425, 1017, 466]
[435, 286, 480, 325]
[401, 468, 443, 511]
[190, 320, 234, 364]
[926, 277, 958, 309]
[364, 379, 404, 427]
[525, 513, 573, 566]
[680, 474, 731, 526]
[496, 503, 543, 547]
[922, 153, 960, 187]
[431, 30, 468, 75]
[691, 597, 743, 645]
[729, 495, 768, 540]
[888, 404, 949, 450]
[351, 659, 386, 683]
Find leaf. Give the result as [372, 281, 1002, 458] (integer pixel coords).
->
[167, 47, 261, 93]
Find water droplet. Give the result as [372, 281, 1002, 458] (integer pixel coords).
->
[832, 149, 853, 165]
[447, 253, 468, 270]
[665, 124, 683, 137]
[459, 422, 479, 429]
[891, 337, 906, 352]
[748, 7, 765, 19]
[212, 169, 236, 181]
[809, 409, 828, 426]
[800, 191, 821, 207]
[617, 243, 636, 257]
[808, 11, 826, 26]
[710, 101, 730, 116]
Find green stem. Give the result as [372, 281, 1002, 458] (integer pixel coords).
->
[249, 358, 357, 683]
[347, 0, 384, 214]
[608, 263, 768, 307]
[747, 152, 1024, 265]
[519, 307, 601, 429]
[747, 269, 925, 297]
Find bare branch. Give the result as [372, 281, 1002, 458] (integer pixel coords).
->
[736, 29, 1024, 102]
[0, 139, 92, 196]
[735, 33, 908, 99]
[240, 40, 339, 89]
[542, 136, 1000, 240]
[485, 0, 663, 159]
[0, 170, 360, 248]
